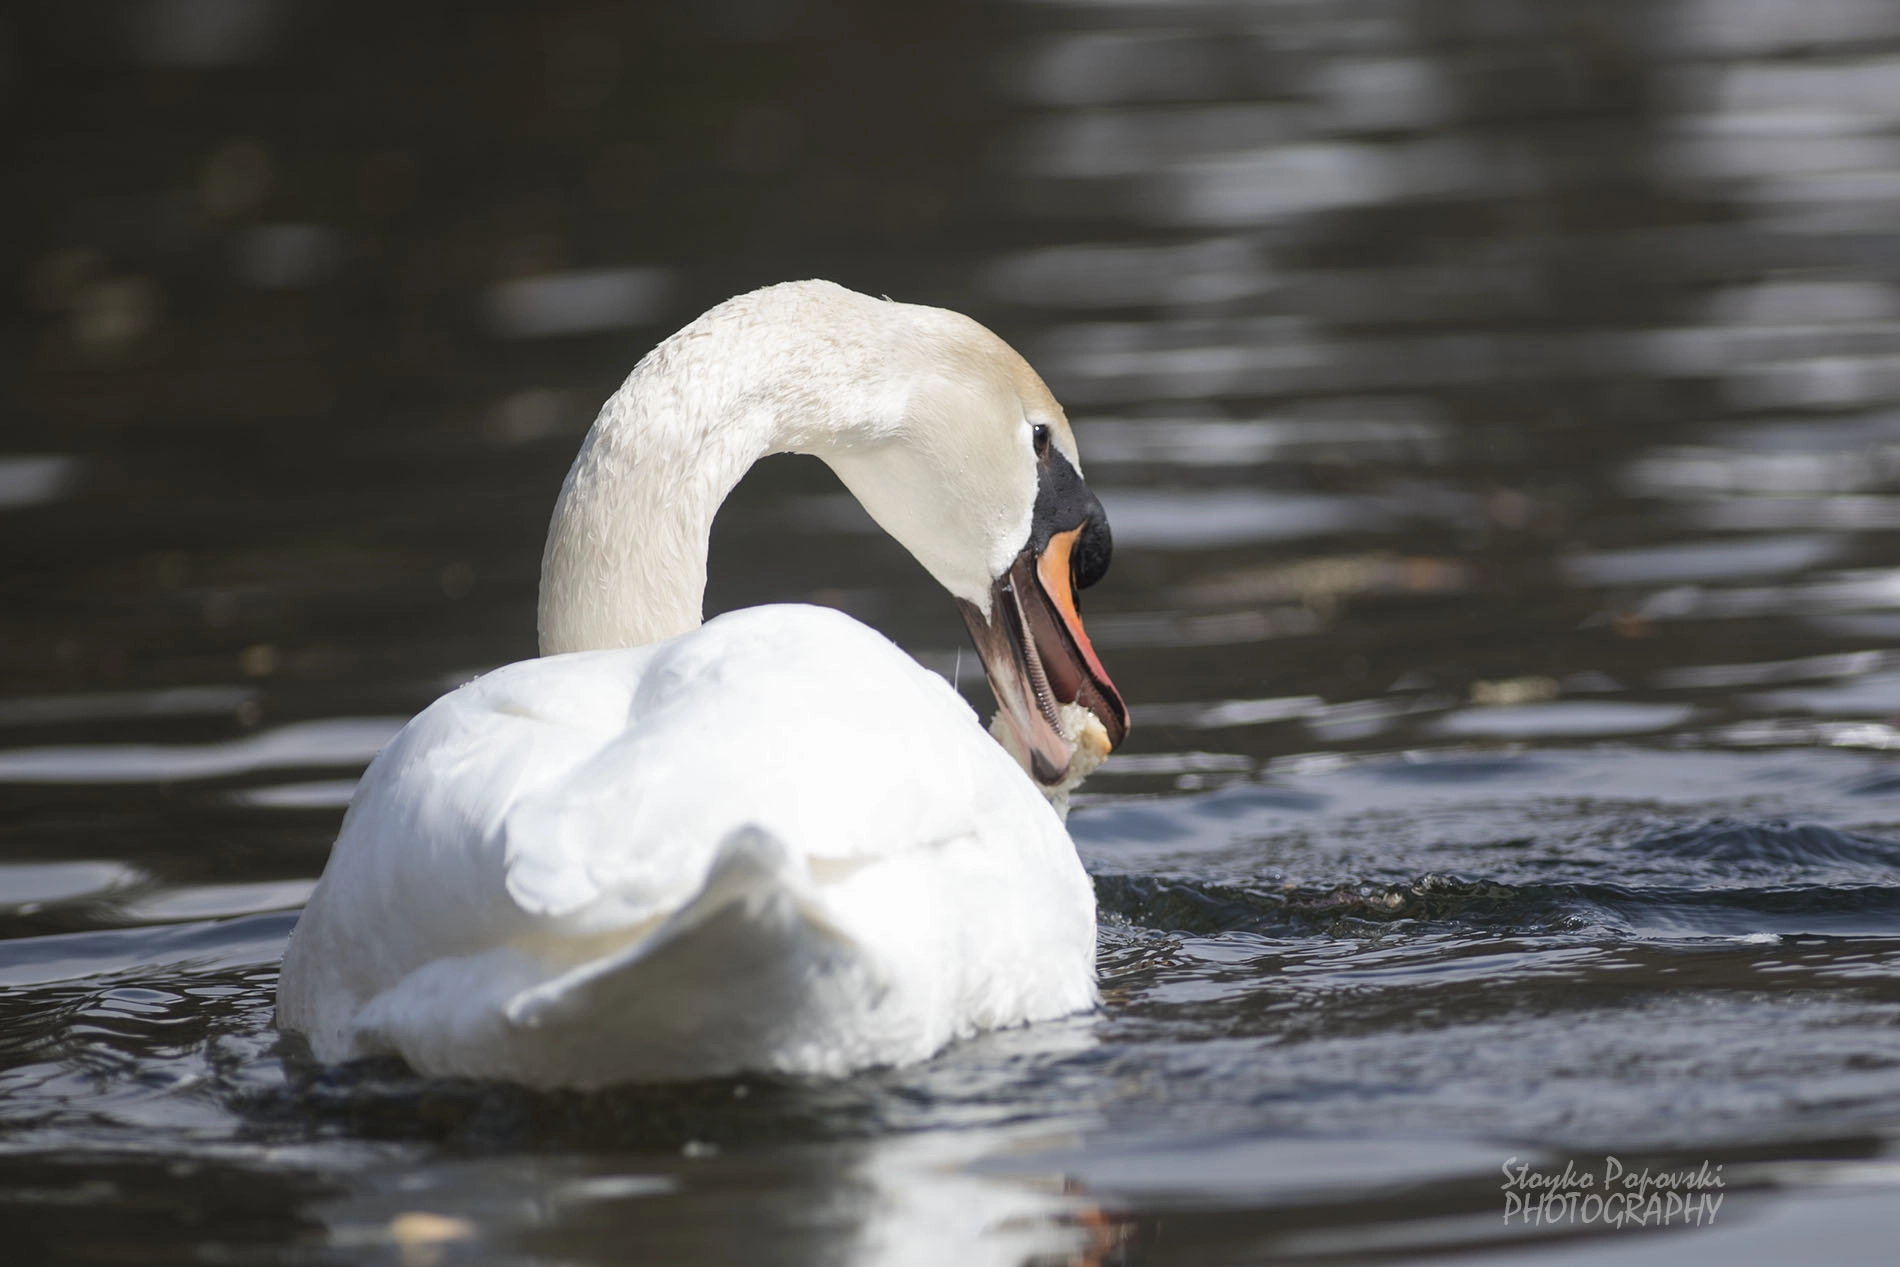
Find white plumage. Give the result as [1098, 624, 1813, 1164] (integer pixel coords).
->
[279, 605, 1093, 1086]
[277, 280, 1116, 1088]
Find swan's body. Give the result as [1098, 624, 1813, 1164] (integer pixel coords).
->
[278, 606, 1094, 1085]
[278, 281, 1125, 1087]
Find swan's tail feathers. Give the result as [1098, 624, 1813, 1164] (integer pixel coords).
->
[497, 826, 891, 1084]
[504, 825, 854, 1028]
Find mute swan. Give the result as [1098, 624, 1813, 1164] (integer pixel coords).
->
[276, 280, 1128, 1088]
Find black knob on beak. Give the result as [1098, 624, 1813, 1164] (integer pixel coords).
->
[1073, 507, 1111, 591]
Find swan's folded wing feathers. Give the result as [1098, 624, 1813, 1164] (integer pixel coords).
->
[495, 605, 1041, 933]
[502, 824, 864, 1031]
[329, 657, 647, 955]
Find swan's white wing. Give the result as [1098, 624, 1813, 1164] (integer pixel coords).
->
[498, 604, 1031, 927]
[278, 605, 1095, 1085]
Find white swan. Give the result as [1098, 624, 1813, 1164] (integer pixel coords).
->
[276, 280, 1129, 1088]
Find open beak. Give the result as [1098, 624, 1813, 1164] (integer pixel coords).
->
[958, 527, 1130, 786]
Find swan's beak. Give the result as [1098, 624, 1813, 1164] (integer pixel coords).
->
[958, 529, 1130, 786]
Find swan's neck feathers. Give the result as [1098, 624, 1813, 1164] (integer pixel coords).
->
[539, 283, 881, 653]
[537, 280, 1041, 654]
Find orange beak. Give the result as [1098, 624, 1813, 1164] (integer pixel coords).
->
[958, 528, 1129, 786]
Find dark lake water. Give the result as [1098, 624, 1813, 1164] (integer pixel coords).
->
[7, 1, 1900, 1262]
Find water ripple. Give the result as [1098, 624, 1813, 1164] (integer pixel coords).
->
[0, 719, 403, 785]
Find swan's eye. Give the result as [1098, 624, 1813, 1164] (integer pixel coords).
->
[1031, 424, 1051, 457]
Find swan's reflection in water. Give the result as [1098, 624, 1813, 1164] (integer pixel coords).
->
[310, 1122, 1122, 1267]
[298, 1017, 1122, 1266]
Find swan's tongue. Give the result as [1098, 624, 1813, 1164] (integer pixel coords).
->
[957, 540, 1128, 787]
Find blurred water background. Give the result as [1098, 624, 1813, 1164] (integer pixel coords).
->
[6, 0, 1900, 1262]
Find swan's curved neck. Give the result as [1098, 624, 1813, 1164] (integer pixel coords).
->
[537, 286, 894, 654]
[537, 281, 1044, 655]
[540, 348, 780, 653]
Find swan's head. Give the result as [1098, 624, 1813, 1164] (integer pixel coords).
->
[812, 293, 1130, 786]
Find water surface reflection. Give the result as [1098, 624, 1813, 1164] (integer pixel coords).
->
[7, 0, 1900, 1262]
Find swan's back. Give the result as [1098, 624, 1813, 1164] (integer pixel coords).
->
[277, 605, 1096, 1087]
